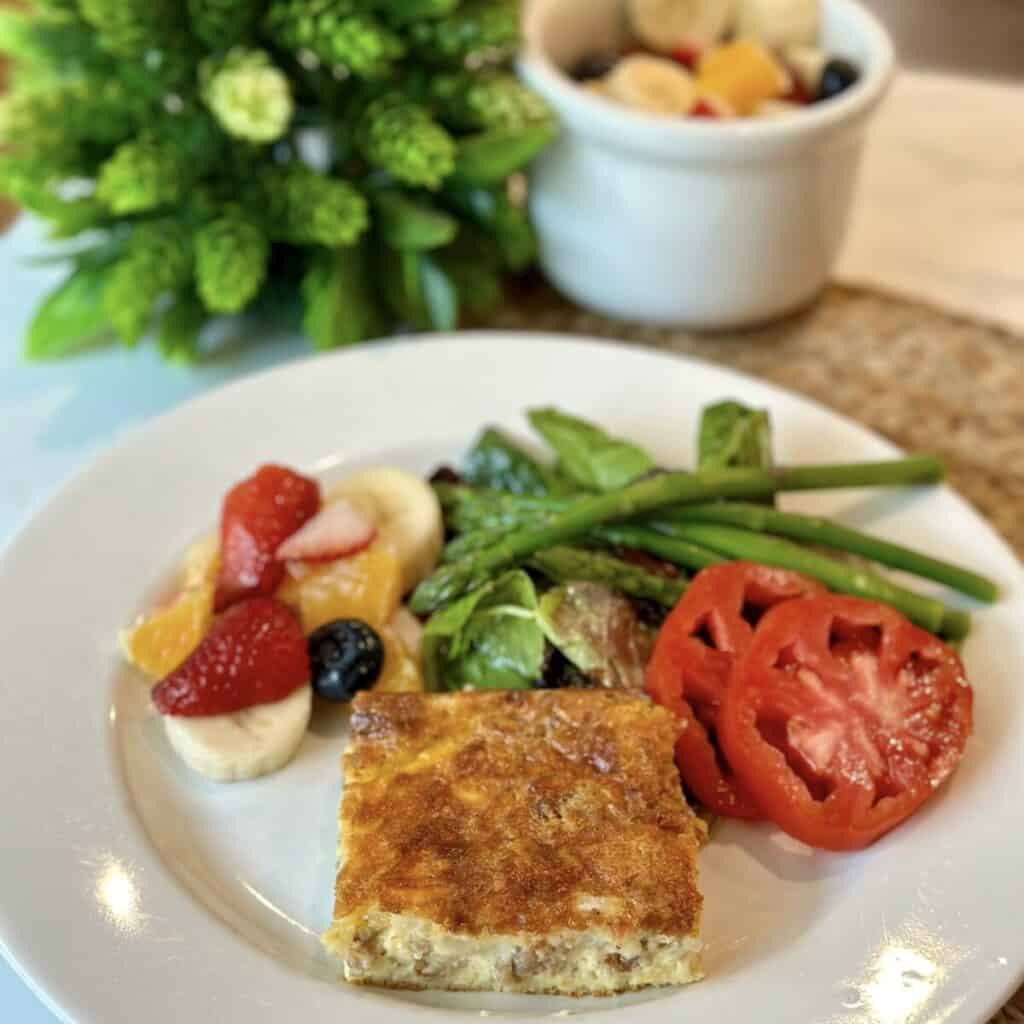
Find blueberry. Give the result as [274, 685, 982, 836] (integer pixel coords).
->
[817, 58, 860, 102]
[570, 53, 618, 82]
[309, 619, 384, 703]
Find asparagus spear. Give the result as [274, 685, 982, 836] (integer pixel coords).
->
[435, 453, 944, 533]
[529, 547, 686, 607]
[445, 521, 727, 571]
[411, 457, 946, 612]
[663, 503, 998, 602]
[596, 524, 727, 572]
[671, 521, 970, 640]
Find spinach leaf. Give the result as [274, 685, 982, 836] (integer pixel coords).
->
[697, 400, 773, 471]
[422, 570, 545, 691]
[462, 427, 572, 496]
[528, 407, 655, 491]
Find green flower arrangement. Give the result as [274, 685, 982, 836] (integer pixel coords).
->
[0, 0, 554, 361]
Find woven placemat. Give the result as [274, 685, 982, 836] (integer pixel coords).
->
[486, 281, 1024, 1024]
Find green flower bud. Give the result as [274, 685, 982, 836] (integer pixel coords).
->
[78, 0, 181, 58]
[104, 219, 193, 344]
[188, 0, 262, 51]
[195, 209, 270, 313]
[431, 71, 553, 133]
[258, 164, 369, 247]
[358, 95, 456, 190]
[96, 137, 193, 215]
[264, 2, 403, 79]
[0, 77, 139, 162]
[202, 49, 294, 145]
[407, 2, 518, 65]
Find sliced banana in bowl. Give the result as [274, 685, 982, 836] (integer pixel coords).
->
[736, 0, 819, 50]
[605, 55, 698, 115]
[627, 0, 737, 53]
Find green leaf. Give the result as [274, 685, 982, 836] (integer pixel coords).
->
[697, 400, 774, 504]
[697, 400, 773, 471]
[25, 263, 115, 360]
[421, 570, 546, 691]
[442, 182, 537, 271]
[527, 407, 655, 491]
[536, 582, 655, 690]
[451, 123, 557, 186]
[434, 224, 505, 316]
[373, 190, 458, 250]
[419, 253, 458, 331]
[377, 245, 458, 331]
[158, 290, 207, 364]
[301, 243, 388, 350]
[463, 427, 575, 496]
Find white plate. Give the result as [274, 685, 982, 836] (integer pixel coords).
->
[1, 334, 1022, 1024]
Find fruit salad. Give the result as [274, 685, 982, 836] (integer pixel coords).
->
[120, 464, 443, 782]
[571, 0, 861, 120]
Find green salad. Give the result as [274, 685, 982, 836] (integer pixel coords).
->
[417, 402, 997, 692]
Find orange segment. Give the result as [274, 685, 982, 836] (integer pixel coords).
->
[697, 41, 791, 116]
[277, 540, 402, 634]
[182, 533, 220, 589]
[120, 583, 214, 679]
[374, 626, 426, 693]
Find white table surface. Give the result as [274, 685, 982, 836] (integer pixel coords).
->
[0, 217, 309, 1023]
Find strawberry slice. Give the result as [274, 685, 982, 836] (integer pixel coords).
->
[275, 497, 377, 563]
[152, 597, 309, 716]
[670, 44, 702, 71]
[215, 464, 320, 611]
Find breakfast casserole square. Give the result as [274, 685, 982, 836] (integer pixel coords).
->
[322, 689, 705, 995]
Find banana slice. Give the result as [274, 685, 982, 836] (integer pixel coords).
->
[627, 0, 736, 53]
[605, 55, 698, 115]
[736, 0, 819, 50]
[388, 605, 424, 659]
[327, 467, 443, 595]
[162, 685, 312, 782]
[784, 44, 828, 94]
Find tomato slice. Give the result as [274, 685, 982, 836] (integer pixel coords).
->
[645, 562, 824, 818]
[719, 595, 973, 851]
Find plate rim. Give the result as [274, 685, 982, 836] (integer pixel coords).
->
[1, 330, 1022, 1024]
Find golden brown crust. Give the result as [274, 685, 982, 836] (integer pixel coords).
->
[334, 690, 702, 939]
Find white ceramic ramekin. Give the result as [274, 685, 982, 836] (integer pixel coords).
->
[519, 0, 895, 329]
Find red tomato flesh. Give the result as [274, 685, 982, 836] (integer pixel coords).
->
[645, 562, 824, 818]
[720, 595, 973, 851]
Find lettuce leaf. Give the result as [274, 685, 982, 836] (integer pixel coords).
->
[697, 399, 773, 471]
[536, 582, 654, 691]
[421, 569, 545, 691]
[528, 407, 654, 491]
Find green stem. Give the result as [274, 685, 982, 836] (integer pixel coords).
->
[412, 457, 945, 613]
[663, 503, 998, 603]
[671, 521, 969, 639]
[529, 547, 686, 607]
[595, 524, 726, 573]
